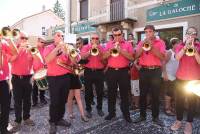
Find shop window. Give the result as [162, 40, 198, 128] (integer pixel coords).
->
[137, 27, 183, 49]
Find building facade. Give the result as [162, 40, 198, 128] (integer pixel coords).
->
[12, 9, 64, 44]
[48, 0, 200, 46]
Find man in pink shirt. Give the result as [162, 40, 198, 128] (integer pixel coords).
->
[133, 25, 165, 126]
[0, 27, 18, 133]
[103, 27, 134, 123]
[43, 30, 71, 134]
[80, 33, 105, 118]
[170, 27, 200, 134]
[9, 31, 43, 132]
[32, 36, 47, 107]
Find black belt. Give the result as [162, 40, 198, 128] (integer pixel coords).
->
[141, 66, 161, 70]
[85, 68, 104, 72]
[108, 67, 129, 71]
[12, 74, 32, 79]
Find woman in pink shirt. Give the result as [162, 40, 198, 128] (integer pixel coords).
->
[170, 27, 200, 134]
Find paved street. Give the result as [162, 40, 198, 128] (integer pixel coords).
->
[8, 96, 200, 134]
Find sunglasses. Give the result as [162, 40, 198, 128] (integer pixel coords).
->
[186, 31, 197, 35]
[92, 37, 99, 40]
[20, 37, 28, 40]
[57, 34, 64, 38]
[113, 34, 122, 37]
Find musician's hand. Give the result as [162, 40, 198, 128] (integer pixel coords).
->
[54, 43, 63, 56]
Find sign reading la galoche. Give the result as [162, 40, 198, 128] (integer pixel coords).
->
[147, 0, 200, 22]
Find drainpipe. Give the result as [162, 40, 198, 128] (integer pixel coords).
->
[65, 0, 71, 34]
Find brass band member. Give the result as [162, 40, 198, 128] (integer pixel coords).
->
[0, 26, 18, 134]
[81, 33, 105, 118]
[103, 27, 134, 123]
[170, 27, 200, 134]
[32, 36, 47, 107]
[133, 25, 166, 126]
[10, 31, 42, 132]
[43, 30, 71, 134]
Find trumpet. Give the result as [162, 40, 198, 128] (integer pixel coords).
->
[1, 28, 20, 40]
[142, 41, 151, 51]
[29, 46, 39, 55]
[90, 46, 99, 56]
[111, 42, 119, 57]
[185, 41, 195, 56]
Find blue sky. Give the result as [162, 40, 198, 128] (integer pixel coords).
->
[0, 0, 66, 28]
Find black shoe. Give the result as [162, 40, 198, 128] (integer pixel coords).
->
[104, 114, 116, 120]
[56, 119, 71, 127]
[133, 116, 146, 123]
[124, 116, 132, 123]
[152, 118, 164, 127]
[97, 110, 104, 117]
[86, 111, 92, 118]
[49, 123, 57, 134]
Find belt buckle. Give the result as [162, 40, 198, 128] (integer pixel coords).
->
[19, 76, 23, 79]
[115, 68, 119, 70]
[149, 66, 154, 69]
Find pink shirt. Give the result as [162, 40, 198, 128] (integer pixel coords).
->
[0, 41, 11, 81]
[175, 42, 200, 80]
[43, 44, 72, 76]
[11, 46, 39, 75]
[33, 47, 45, 72]
[105, 40, 133, 68]
[81, 44, 105, 69]
[137, 39, 166, 66]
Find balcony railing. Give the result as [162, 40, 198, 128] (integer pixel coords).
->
[110, 0, 124, 21]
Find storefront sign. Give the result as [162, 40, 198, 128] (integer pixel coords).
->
[72, 21, 96, 34]
[147, 0, 200, 21]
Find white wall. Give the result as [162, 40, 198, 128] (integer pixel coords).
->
[14, 11, 64, 36]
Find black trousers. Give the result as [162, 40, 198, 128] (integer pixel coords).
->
[175, 79, 196, 122]
[48, 74, 70, 123]
[84, 68, 104, 112]
[106, 68, 131, 117]
[139, 68, 161, 118]
[32, 81, 45, 104]
[0, 80, 10, 132]
[12, 75, 32, 123]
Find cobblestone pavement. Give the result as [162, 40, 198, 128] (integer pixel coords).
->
[8, 97, 200, 134]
